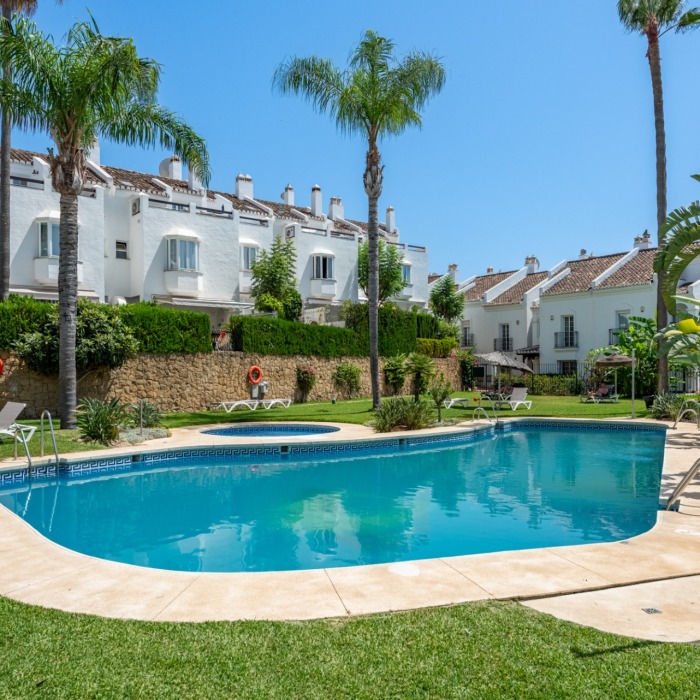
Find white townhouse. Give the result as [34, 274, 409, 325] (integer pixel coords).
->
[455, 232, 700, 378]
[4, 147, 429, 328]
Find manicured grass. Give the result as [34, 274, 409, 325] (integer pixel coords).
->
[0, 597, 698, 699]
[0, 394, 650, 459]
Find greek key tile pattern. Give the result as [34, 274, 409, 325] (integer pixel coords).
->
[507, 419, 666, 434]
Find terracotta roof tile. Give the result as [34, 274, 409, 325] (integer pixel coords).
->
[485, 272, 548, 305]
[464, 270, 517, 301]
[542, 253, 627, 295]
[595, 248, 657, 289]
[102, 165, 166, 195]
[213, 191, 272, 216]
[255, 198, 306, 220]
[10, 147, 40, 164]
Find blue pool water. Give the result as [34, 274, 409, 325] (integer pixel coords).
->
[202, 424, 340, 437]
[0, 424, 666, 573]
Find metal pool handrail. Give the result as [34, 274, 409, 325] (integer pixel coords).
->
[665, 457, 700, 510]
[39, 410, 59, 466]
[672, 399, 700, 430]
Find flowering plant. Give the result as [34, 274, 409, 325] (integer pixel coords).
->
[296, 365, 317, 401]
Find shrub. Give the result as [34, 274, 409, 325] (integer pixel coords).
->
[649, 392, 689, 421]
[457, 349, 475, 390]
[281, 289, 303, 322]
[130, 400, 163, 428]
[119, 303, 211, 353]
[415, 337, 457, 358]
[227, 316, 363, 357]
[415, 313, 441, 340]
[383, 354, 407, 395]
[429, 372, 453, 423]
[527, 374, 580, 396]
[76, 397, 132, 444]
[333, 362, 361, 399]
[370, 396, 433, 432]
[342, 301, 417, 356]
[255, 293, 283, 315]
[405, 352, 435, 402]
[296, 365, 317, 401]
[0, 294, 53, 350]
[14, 299, 139, 375]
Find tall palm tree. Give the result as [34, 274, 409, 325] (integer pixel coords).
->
[0, 16, 210, 427]
[0, 1, 63, 300]
[618, 0, 700, 393]
[273, 30, 445, 409]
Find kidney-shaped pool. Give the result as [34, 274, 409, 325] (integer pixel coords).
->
[0, 421, 666, 573]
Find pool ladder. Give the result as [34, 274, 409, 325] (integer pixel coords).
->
[472, 397, 499, 424]
[32, 410, 59, 472]
[666, 457, 700, 511]
[672, 399, 700, 430]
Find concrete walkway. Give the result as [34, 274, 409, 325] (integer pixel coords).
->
[0, 419, 699, 642]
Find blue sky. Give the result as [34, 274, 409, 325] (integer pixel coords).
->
[12, 1, 700, 278]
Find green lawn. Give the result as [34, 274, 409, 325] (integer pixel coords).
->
[0, 394, 649, 459]
[0, 597, 698, 699]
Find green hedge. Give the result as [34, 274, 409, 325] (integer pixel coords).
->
[342, 303, 417, 356]
[0, 295, 53, 350]
[228, 316, 364, 357]
[415, 337, 458, 358]
[415, 313, 441, 339]
[118, 303, 212, 353]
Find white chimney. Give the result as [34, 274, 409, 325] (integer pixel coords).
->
[311, 185, 322, 216]
[87, 137, 100, 165]
[486, 266, 494, 274]
[235, 173, 254, 200]
[579, 248, 589, 260]
[282, 184, 295, 206]
[159, 155, 182, 180]
[386, 206, 396, 234]
[525, 255, 539, 273]
[448, 263, 459, 283]
[634, 230, 652, 249]
[188, 166, 203, 192]
[328, 196, 344, 220]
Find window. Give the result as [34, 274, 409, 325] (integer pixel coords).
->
[116, 241, 128, 260]
[497, 323, 512, 350]
[167, 238, 198, 271]
[241, 245, 257, 271]
[312, 255, 334, 280]
[559, 360, 578, 376]
[616, 312, 629, 330]
[39, 222, 60, 257]
[401, 264, 411, 284]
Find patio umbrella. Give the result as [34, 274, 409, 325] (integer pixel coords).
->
[475, 351, 533, 391]
[595, 352, 636, 418]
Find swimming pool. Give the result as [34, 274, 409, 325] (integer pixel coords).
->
[0, 421, 666, 573]
[202, 424, 340, 437]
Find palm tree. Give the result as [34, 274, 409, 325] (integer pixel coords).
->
[0, 17, 210, 427]
[273, 30, 445, 409]
[0, 1, 62, 301]
[618, 0, 700, 393]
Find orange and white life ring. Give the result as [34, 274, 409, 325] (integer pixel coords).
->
[248, 365, 263, 384]
[0, 358, 3, 376]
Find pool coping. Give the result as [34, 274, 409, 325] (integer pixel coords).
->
[1, 417, 699, 642]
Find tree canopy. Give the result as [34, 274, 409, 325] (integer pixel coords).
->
[357, 239, 405, 304]
[429, 275, 463, 324]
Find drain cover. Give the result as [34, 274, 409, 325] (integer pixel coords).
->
[642, 608, 662, 615]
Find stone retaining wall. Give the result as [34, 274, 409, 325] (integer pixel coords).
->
[0, 351, 461, 417]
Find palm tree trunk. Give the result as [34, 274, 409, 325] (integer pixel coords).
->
[0, 2, 12, 300]
[364, 138, 383, 410]
[58, 191, 79, 428]
[647, 26, 669, 394]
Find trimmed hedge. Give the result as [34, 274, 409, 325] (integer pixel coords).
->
[416, 337, 458, 358]
[0, 295, 53, 350]
[228, 316, 364, 357]
[343, 304, 417, 357]
[117, 303, 212, 354]
[415, 313, 441, 339]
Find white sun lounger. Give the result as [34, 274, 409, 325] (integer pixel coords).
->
[261, 399, 292, 409]
[442, 397, 473, 409]
[209, 400, 261, 412]
[0, 401, 36, 462]
[505, 388, 532, 410]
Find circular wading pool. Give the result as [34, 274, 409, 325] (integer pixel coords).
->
[201, 424, 341, 437]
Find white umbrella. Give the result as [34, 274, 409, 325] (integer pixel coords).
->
[475, 352, 533, 391]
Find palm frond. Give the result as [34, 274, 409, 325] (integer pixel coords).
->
[272, 56, 344, 118]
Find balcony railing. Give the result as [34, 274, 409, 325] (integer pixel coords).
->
[493, 338, 513, 352]
[609, 327, 627, 344]
[196, 205, 233, 219]
[554, 331, 578, 348]
[149, 198, 189, 213]
[11, 176, 44, 190]
[462, 332, 475, 347]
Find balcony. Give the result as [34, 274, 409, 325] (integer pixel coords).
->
[310, 278, 336, 299]
[34, 257, 83, 286]
[609, 327, 627, 344]
[163, 269, 202, 297]
[462, 332, 475, 347]
[493, 338, 513, 352]
[554, 331, 578, 349]
[395, 283, 413, 300]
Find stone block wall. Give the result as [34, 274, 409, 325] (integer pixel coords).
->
[0, 351, 461, 417]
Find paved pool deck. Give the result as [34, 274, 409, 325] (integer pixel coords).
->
[0, 418, 699, 643]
